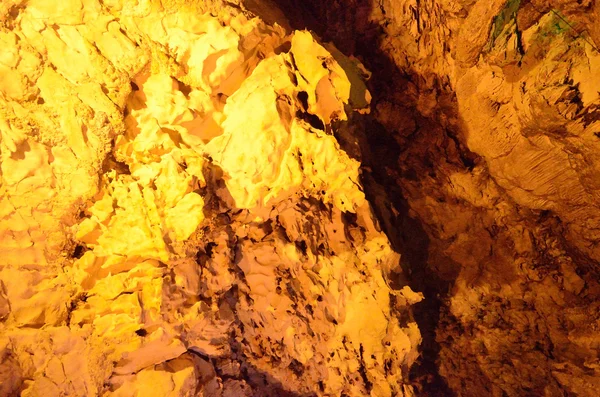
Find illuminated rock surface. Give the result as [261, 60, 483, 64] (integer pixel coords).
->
[4, 0, 600, 396]
[0, 1, 420, 396]
[266, 0, 600, 395]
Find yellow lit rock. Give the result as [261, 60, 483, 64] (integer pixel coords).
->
[165, 192, 205, 241]
[0, 1, 421, 396]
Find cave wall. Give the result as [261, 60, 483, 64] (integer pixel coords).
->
[0, 1, 422, 396]
[2, 0, 600, 396]
[262, 0, 600, 395]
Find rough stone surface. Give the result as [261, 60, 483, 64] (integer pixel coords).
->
[4, 0, 600, 396]
[262, 0, 600, 396]
[0, 1, 421, 396]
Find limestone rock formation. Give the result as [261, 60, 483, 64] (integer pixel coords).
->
[0, 1, 421, 396]
[4, 0, 600, 396]
[265, 0, 600, 395]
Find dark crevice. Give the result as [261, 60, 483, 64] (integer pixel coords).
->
[258, 1, 464, 394]
[72, 244, 87, 259]
[297, 91, 309, 110]
[134, 328, 148, 337]
[101, 149, 130, 175]
[175, 78, 193, 98]
[358, 344, 373, 393]
[296, 110, 325, 130]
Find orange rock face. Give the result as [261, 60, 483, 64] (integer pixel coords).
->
[6, 0, 600, 395]
[264, 0, 600, 395]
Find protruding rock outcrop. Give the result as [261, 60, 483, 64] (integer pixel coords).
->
[0, 1, 421, 396]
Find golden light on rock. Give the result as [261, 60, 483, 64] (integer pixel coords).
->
[0, 1, 421, 396]
[5, 0, 600, 396]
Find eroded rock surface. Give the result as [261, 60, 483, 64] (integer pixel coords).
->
[265, 0, 600, 396]
[0, 1, 422, 396]
[4, 0, 600, 396]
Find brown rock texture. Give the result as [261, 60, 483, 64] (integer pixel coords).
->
[264, 0, 600, 395]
